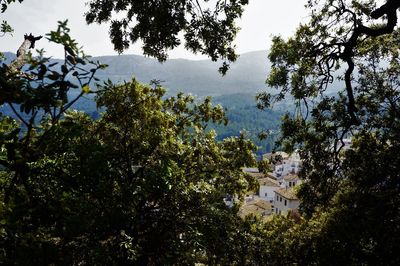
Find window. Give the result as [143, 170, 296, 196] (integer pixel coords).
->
[280, 196, 282, 202]
[265, 192, 268, 197]
[276, 195, 278, 201]
[284, 199, 287, 206]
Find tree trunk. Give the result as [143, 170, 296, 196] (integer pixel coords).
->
[8, 33, 42, 72]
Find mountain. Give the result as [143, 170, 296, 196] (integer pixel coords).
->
[2, 50, 270, 96]
[94, 50, 270, 96]
[1, 50, 280, 155]
[210, 93, 282, 155]
[91, 52, 283, 154]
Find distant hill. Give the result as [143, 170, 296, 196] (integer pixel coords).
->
[93, 50, 270, 96]
[210, 93, 283, 155]
[2, 50, 270, 97]
[1, 50, 346, 155]
[0, 51, 283, 155]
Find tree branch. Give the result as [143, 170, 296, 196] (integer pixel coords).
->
[8, 33, 42, 71]
[338, 0, 399, 126]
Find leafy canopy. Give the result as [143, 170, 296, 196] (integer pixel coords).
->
[85, 0, 249, 73]
[0, 21, 263, 264]
[259, 0, 400, 264]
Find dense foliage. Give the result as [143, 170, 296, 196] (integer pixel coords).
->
[0, 22, 265, 264]
[259, 0, 400, 264]
[85, 0, 249, 73]
[2, 0, 400, 265]
[0, 92, 282, 158]
[210, 93, 282, 156]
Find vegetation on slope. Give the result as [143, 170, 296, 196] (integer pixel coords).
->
[1, 0, 400, 265]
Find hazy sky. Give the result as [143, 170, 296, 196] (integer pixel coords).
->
[2, 0, 308, 59]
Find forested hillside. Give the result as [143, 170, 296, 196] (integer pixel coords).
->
[1, 51, 282, 154]
[211, 93, 282, 154]
[0, 90, 283, 155]
[2, 50, 270, 96]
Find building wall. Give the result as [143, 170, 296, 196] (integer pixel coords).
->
[288, 199, 300, 210]
[273, 192, 299, 215]
[282, 178, 301, 188]
[259, 185, 278, 202]
[272, 159, 302, 179]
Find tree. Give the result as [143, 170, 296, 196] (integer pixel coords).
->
[4, 0, 400, 264]
[0, 18, 264, 264]
[0, 1, 267, 263]
[0, 0, 23, 13]
[85, 0, 249, 74]
[260, 0, 400, 264]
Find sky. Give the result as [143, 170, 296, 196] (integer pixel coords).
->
[1, 0, 308, 59]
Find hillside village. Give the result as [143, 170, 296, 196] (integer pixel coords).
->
[237, 152, 302, 219]
[238, 138, 353, 219]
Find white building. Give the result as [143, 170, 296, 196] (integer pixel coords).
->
[244, 170, 281, 203]
[270, 152, 302, 180]
[241, 160, 302, 217]
[274, 187, 300, 215]
[281, 173, 301, 188]
[258, 177, 280, 202]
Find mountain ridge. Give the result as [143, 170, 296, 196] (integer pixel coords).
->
[2, 50, 270, 96]
[93, 50, 270, 96]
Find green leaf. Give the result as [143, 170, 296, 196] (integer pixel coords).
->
[82, 84, 91, 94]
[61, 65, 68, 74]
[65, 45, 76, 56]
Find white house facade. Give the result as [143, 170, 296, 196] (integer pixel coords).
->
[270, 152, 302, 180]
[258, 177, 280, 202]
[274, 187, 300, 215]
